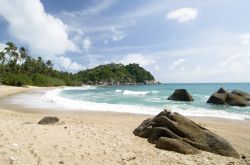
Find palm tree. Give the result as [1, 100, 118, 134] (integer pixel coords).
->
[19, 47, 28, 73]
[4, 42, 18, 62]
[46, 60, 52, 68]
[19, 47, 28, 63]
[0, 51, 5, 64]
[4, 42, 19, 73]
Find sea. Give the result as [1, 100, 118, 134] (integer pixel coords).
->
[1, 83, 250, 120]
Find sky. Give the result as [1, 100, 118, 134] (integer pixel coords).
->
[1, 0, 250, 83]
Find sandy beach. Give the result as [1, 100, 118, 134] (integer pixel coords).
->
[0, 86, 249, 165]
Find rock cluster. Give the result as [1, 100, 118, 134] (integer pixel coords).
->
[207, 88, 250, 107]
[133, 109, 239, 158]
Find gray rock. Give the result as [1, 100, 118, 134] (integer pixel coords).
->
[226, 93, 248, 107]
[207, 88, 249, 107]
[156, 137, 200, 155]
[167, 89, 194, 102]
[133, 110, 240, 158]
[231, 90, 250, 101]
[38, 117, 59, 125]
[207, 92, 227, 105]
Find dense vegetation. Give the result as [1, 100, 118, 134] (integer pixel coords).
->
[0, 42, 155, 87]
[78, 63, 155, 85]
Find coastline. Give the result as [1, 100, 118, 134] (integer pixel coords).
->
[0, 86, 249, 164]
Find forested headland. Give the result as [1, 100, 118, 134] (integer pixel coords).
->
[0, 42, 157, 87]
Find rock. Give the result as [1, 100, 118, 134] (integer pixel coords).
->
[217, 88, 227, 94]
[133, 109, 240, 158]
[226, 93, 248, 107]
[207, 92, 227, 105]
[156, 137, 200, 154]
[207, 88, 249, 107]
[231, 90, 250, 101]
[167, 89, 194, 102]
[38, 117, 59, 125]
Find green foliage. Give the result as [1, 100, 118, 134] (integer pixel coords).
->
[125, 64, 155, 83]
[0, 42, 156, 86]
[2, 73, 32, 86]
[31, 74, 65, 87]
[77, 63, 155, 85]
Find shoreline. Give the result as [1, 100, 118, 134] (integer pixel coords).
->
[1, 85, 249, 120]
[0, 86, 250, 164]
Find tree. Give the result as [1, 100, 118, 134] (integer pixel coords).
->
[4, 42, 19, 73]
[0, 51, 5, 64]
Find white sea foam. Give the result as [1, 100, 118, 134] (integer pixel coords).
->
[115, 89, 159, 95]
[64, 86, 97, 90]
[123, 90, 149, 95]
[166, 105, 248, 120]
[115, 89, 122, 93]
[42, 88, 160, 114]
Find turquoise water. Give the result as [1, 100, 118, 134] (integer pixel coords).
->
[59, 83, 250, 120]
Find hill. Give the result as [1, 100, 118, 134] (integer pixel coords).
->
[77, 63, 156, 85]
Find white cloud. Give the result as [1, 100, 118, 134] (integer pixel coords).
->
[118, 53, 155, 67]
[155, 65, 160, 71]
[56, 56, 85, 71]
[62, 0, 117, 17]
[0, 43, 6, 51]
[167, 8, 198, 23]
[111, 27, 125, 41]
[0, 0, 79, 59]
[82, 37, 92, 50]
[169, 58, 185, 70]
[240, 33, 250, 45]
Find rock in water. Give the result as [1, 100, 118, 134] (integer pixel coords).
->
[226, 93, 248, 107]
[207, 88, 249, 107]
[167, 89, 194, 102]
[231, 90, 250, 101]
[133, 109, 240, 158]
[38, 117, 59, 125]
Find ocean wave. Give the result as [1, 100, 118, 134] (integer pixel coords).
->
[64, 86, 97, 90]
[115, 90, 159, 95]
[115, 89, 122, 93]
[123, 90, 149, 95]
[165, 105, 248, 120]
[43, 89, 160, 114]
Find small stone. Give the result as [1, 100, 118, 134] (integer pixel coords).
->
[59, 161, 64, 164]
[38, 117, 59, 125]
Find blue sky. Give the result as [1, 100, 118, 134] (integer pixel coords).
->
[1, 0, 250, 83]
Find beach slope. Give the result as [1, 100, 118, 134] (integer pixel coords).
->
[0, 86, 249, 165]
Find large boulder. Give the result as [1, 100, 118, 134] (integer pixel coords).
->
[133, 109, 240, 158]
[38, 116, 59, 125]
[231, 90, 250, 101]
[226, 93, 249, 107]
[167, 89, 194, 102]
[156, 137, 200, 154]
[207, 88, 227, 105]
[207, 88, 249, 107]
